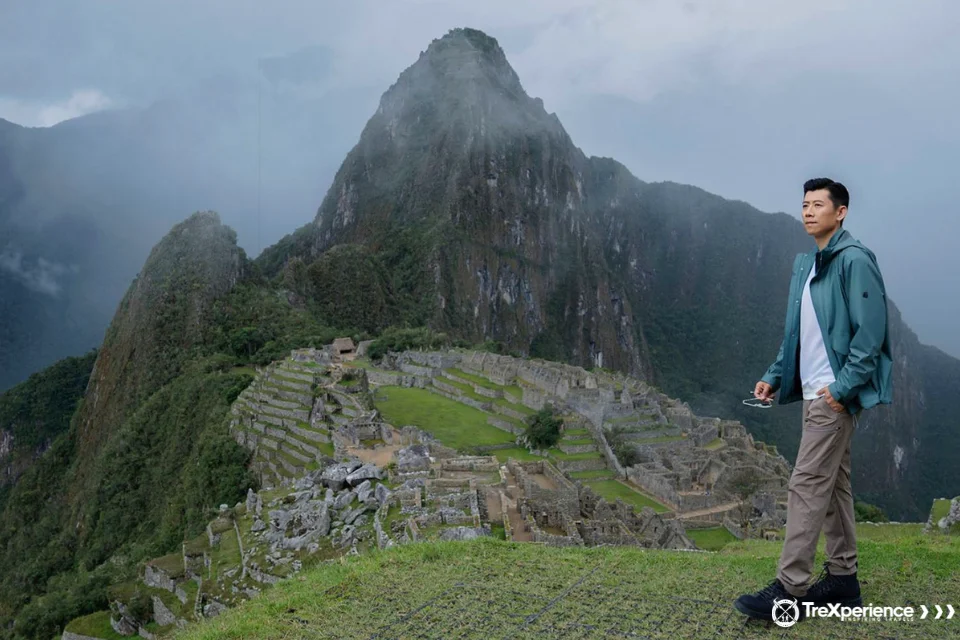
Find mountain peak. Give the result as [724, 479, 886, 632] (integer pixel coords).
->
[373, 27, 553, 136]
[418, 27, 515, 80]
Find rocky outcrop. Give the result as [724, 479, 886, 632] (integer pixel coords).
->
[74, 212, 244, 485]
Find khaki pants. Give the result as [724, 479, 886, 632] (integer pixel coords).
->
[777, 396, 859, 597]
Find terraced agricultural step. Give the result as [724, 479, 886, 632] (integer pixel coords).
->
[561, 435, 596, 443]
[260, 379, 313, 399]
[279, 441, 313, 464]
[272, 368, 315, 384]
[288, 423, 331, 444]
[569, 470, 616, 481]
[558, 442, 599, 455]
[264, 376, 313, 394]
[283, 431, 324, 458]
[622, 428, 682, 441]
[553, 456, 609, 473]
[278, 361, 318, 376]
[253, 403, 311, 424]
[258, 436, 281, 451]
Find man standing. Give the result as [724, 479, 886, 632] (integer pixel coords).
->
[734, 178, 893, 621]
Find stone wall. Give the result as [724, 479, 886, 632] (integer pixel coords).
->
[527, 512, 584, 547]
[440, 456, 499, 472]
[491, 403, 530, 422]
[398, 351, 462, 371]
[487, 416, 524, 436]
[144, 565, 176, 593]
[400, 363, 438, 377]
[508, 460, 579, 521]
[723, 516, 747, 540]
[367, 370, 428, 387]
[555, 457, 608, 473]
[428, 385, 492, 412]
[624, 467, 681, 511]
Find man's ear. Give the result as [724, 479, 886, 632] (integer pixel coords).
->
[836, 205, 848, 224]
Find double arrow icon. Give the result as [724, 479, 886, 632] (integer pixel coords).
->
[919, 605, 956, 619]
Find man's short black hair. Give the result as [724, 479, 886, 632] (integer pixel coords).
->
[804, 178, 850, 209]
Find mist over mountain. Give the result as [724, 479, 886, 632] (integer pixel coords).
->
[0, 48, 377, 391]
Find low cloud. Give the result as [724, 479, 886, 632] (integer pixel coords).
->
[0, 89, 113, 127]
[0, 247, 77, 296]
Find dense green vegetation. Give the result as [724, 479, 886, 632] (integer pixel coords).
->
[0, 251, 363, 638]
[605, 425, 642, 467]
[523, 404, 562, 450]
[0, 351, 97, 511]
[854, 500, 889, 523]
[686, 526, 739, 551]
[0, 350, 96, 452]
[366, 326, 450, 361]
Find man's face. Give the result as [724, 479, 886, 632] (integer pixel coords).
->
[802, 189, 846, 239]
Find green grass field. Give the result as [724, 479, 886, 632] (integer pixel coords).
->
[585, 479, 670, 513]
[65, 611, 128, 639]
[687, 526, 739, 551]
[374, 386, 515, 450]
[174, 531, 960, 640]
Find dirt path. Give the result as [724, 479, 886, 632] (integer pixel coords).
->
[676, 501, 740, 519]
[501, 470, 533, 542]
[485, 488, 502, 522]
[505, 496, 533, 542]
[347, 444, 402, 467]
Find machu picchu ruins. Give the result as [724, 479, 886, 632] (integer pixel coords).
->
[66, 342, 795, 638]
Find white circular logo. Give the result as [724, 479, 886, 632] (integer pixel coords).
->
[772, 598, 800, 628]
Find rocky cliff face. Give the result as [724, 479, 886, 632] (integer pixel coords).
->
[302, 28, 652, 378]
[71, 211, 245, 495]
[262, 28, 958, 519]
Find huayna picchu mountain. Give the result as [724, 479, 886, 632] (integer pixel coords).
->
[261, 28, 958, 521]
[0, 26, 957, 640]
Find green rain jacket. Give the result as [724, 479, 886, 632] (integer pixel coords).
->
[761, 228, 893, 415]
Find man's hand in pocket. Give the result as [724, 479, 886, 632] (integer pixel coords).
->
[816, 387, 844, 413]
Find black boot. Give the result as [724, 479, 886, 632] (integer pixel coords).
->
[806, 563, 862, 607]
[734, 579, 805, 622]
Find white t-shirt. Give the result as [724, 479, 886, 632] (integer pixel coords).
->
[800, 263, 837, 400]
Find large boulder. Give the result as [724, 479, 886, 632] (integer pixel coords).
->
[346, 464, 383, 486]
[375, 483, 393, 506]
[355, 480, 373, 503]
[321, 461, 362, 490]
[397, 445, 431, 472]
[334, 489, 357, 510]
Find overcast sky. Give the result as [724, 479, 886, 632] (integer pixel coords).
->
[1, 0, 957, 357]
